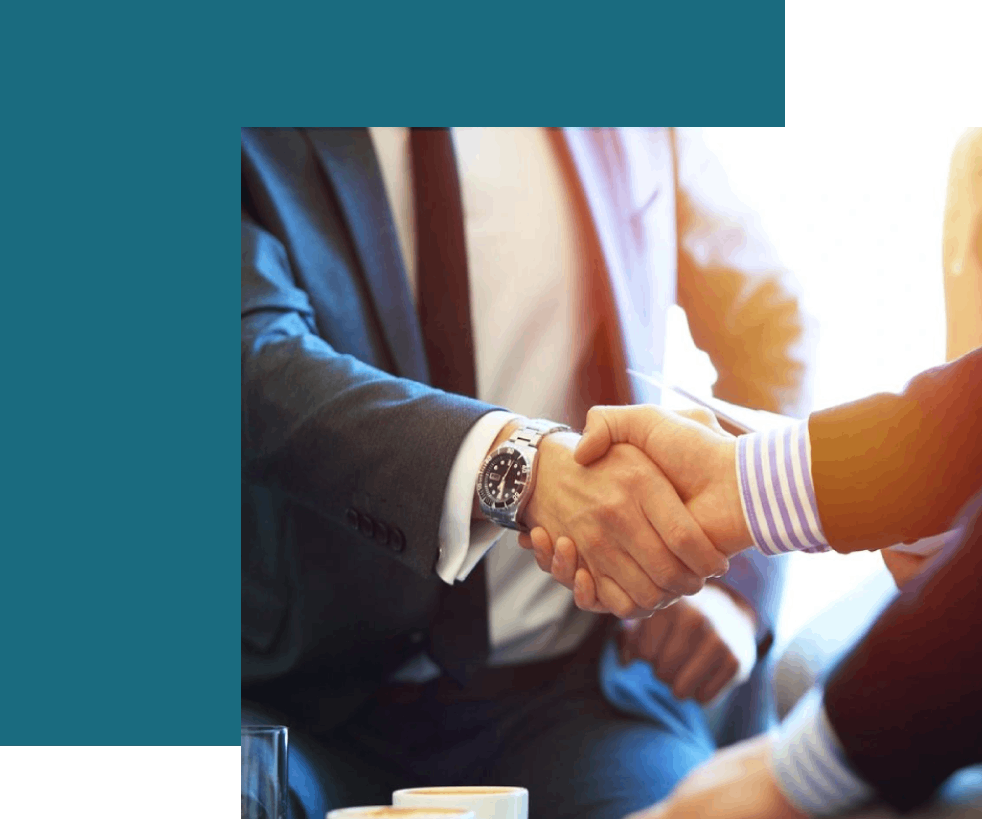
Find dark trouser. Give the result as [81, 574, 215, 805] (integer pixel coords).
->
[244, 634, 715, 819]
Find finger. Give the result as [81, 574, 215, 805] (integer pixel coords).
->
[576, 404, 670, 466]
[623, 608, 673, 664]
[640, 470, 730, 580]
[572, 567, 610, 613]
[530, 527, 556, 574]
[550, 536, 578, 588]
[531, 540, 553, 574]
[596, 574, 649, 620]
[586, 562, 669, 619]
[577, 524, 674, 613]
[652, 611, 708, 687]
[576, 446, 717, 600]
[671, 633, 728, 701]
[694, 653, 740, 704]
[517, 532, 534, 550]
[574, 406, 616, 465]
[530, 526, 554, 552]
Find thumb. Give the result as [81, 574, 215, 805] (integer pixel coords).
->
[574, 406, 615, 465]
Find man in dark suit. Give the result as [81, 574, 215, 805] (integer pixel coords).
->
[241, 127, 813, 819]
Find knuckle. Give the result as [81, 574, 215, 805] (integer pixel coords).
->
[613, 602, 634, 620]
[658, 565, 702, 597]
[637, 588, 662, 612]
[663, 521, 698, 555]
[692, 407, 715, 426]
[581, 532, 608, 559]
[664, 594, 683, 610]
[676, 571, 705, 596]
[690, 619, 711, 643]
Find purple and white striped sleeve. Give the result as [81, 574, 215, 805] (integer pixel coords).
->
[770, 688, 876, 816]
[735, 420, 831, 556]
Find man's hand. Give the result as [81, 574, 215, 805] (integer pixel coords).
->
[523, 530, 750, 700]
[575, 405, 752, 556]
[619, 599, 747, 704]
[624, 734, 808, 819]
[518, 406, 751, 613]
[522, 430, 730, 618]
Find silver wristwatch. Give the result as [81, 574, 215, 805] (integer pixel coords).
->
[476, 419, 571, 531]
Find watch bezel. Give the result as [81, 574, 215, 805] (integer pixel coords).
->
[477, 445, 533, 512]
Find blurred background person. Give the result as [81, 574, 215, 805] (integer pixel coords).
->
[943, 128, 982, 362]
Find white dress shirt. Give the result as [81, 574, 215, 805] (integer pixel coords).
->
[370, 127, 755, 679]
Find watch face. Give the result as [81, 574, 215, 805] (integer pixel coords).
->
[478, 447, 531, 510]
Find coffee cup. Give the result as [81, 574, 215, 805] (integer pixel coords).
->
[327, 808, 476, 819]
[392, 786, 528, 819]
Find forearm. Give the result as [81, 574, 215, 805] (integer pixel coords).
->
[243, 312, 498, 575]
[770, 688, 875, 816]
[737, 346, 982, 554]
[242, 218, 501, 577]
[809, 347, 982, 550]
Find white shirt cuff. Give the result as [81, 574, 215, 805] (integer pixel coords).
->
[435, 411, 520, 584]
[736, 420, 831, 556]
[770, 687, 876, 816]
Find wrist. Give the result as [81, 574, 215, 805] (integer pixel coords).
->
[520, 430, 581, 530]
[719, 437, 753, 555]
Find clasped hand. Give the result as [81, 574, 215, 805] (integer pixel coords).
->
[522, 407, 753, 616]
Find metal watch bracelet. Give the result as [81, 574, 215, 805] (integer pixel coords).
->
[511, 419, 572, 450]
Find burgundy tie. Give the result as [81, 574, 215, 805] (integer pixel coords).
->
[410, 128, 489, 684]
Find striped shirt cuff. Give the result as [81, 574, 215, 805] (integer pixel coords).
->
[736, 420, 831, 556]
[770, 688, 876, 816]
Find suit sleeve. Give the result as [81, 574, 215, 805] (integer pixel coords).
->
[823, 488, 982, 812]
[810, 347, 982, 552]
[242, 213, 500, 578]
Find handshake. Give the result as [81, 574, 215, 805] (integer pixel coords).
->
[514, 405, 756, 619]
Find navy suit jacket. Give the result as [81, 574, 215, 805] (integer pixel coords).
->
[240, 127, 812, 731]
[813, 349, 982, 810]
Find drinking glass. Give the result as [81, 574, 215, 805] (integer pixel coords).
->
[241, 725, 288, 819]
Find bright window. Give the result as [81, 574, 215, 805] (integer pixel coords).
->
[665, 126, 967, 647]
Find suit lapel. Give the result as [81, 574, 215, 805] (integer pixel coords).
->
[306, 128, 430, 383]
[561, 128, 677, 405]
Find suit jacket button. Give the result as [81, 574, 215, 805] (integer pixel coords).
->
[358, 512, 374, 537]
[410, 630, 425, 644]
[389, 528, 405, 553]
[373, 521, 390, 546]
[345, 507, 359, 529]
